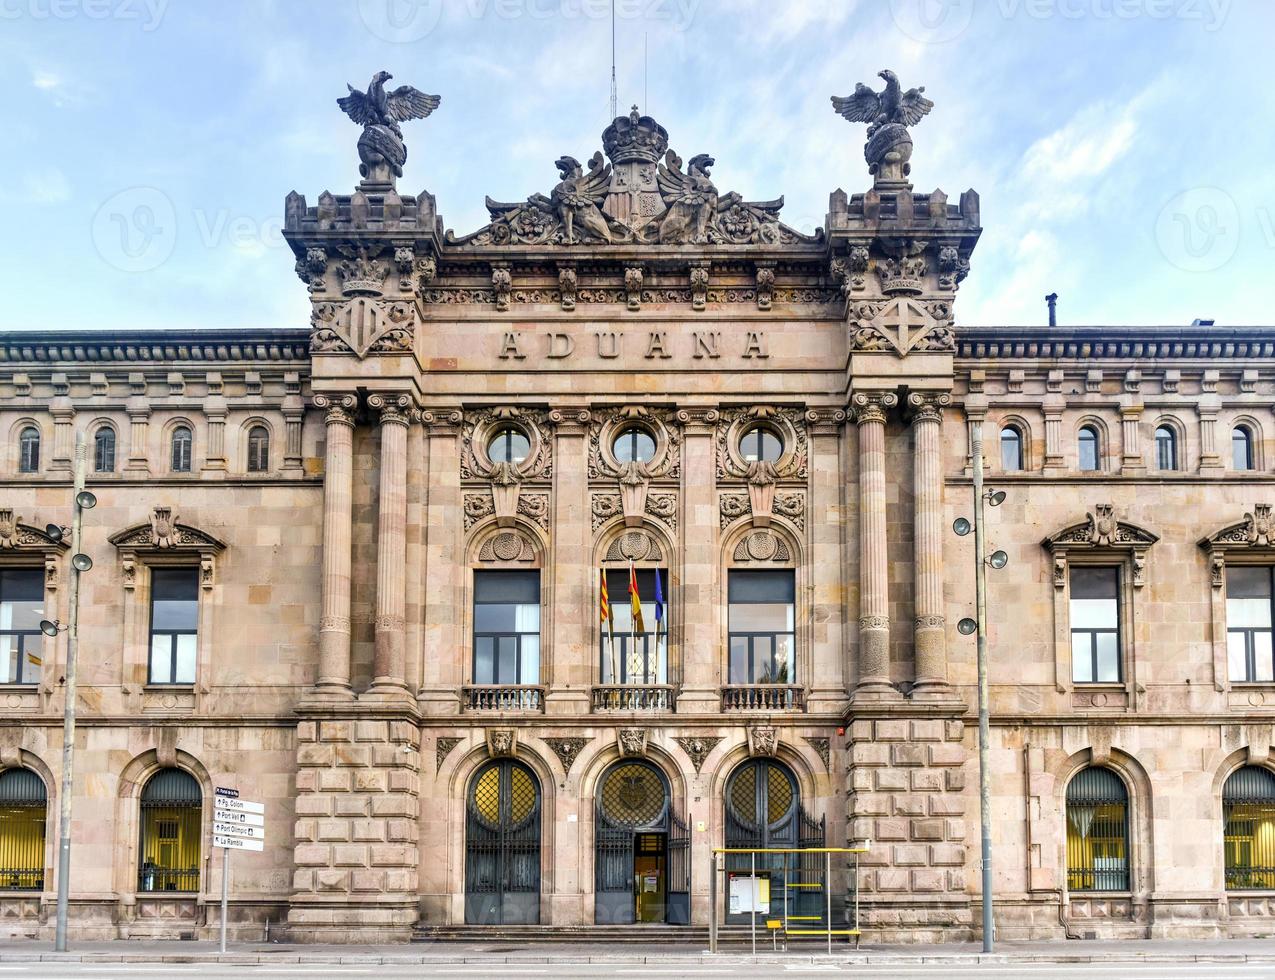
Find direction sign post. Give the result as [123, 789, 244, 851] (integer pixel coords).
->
[214, 787, 265, 954]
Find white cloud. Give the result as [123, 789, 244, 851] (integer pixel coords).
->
[22, 170, 72, 205]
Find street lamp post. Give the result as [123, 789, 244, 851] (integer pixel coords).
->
[42, 435, 96, 952]
[954, 420, 1006, 954]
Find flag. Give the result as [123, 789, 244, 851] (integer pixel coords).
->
[599, 568, 612, 637]
[628, 562, 645, 634]
[653, 567, 665, 634]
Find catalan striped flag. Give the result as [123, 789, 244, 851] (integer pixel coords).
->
[599, 568, 612, 637]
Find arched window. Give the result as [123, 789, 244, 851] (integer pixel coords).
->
[1223, 766, 1275, 890]
[138, 768, 201, 893]
[93, 427, 116, 473]
[170, 426, 193, 473]
[18, 427, 39, 474]
[464, 759, 541, 925]
[246, 425, 269, 474]
[0, 768, 47, 891]
[1155, 425, 1178, 471]
[1078, 426, 1100, 472]
[1000, 425, 1024, 471]
[595, 761, 688, 925]
[1065, 766, 1128, 892]
[1233, 426, 1255, 472]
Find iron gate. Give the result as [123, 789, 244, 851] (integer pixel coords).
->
[465, 759, 541, 924]
[724, 760, 825, 923]
[595, 760, 687, 924]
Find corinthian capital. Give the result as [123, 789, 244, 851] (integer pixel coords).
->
[367, 392, 413, 427]
[906, 391, 951, 425]
[313, 392, 358, 427]
[850, 391, 897, 426]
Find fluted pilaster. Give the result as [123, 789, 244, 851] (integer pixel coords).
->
[852, 391, 899, 701]
[910, 391, 951, 699]
[367, 392, 413, 698]
[312, 393, 357, 699]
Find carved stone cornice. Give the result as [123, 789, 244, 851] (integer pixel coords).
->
[850, 391, 898, 426]
[313, 392, 358, 428]
[1043, 504, 1159, 588]
[1200, 505, 1275, 587]
[0, 330, 310, 363]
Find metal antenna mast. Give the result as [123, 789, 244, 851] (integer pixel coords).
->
[609, 1, 618, 120]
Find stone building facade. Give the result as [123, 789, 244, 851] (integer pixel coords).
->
[1, 73, 1273, 943]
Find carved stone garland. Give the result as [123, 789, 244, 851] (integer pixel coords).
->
[716, 406, 808, 481]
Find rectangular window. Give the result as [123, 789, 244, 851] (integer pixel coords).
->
[0, 568, 44, 685]
[727, 570, 796, 684]
[473, 570, 540, 685]
[599, 568, 669, 685]
[1070, 566, 1120, 683]
[1227, 566, 1275, 683]
[148, 568, 199, 685]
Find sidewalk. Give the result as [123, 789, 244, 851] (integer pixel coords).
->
[1, 938, 1273, 965]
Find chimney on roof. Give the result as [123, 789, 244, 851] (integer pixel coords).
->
[1045, 293, 1058, 327]
[1192, 318, 1215, 327]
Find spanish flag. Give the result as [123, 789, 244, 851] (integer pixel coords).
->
[628, 562, 645, 634]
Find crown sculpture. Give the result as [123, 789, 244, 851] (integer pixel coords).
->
[831, 69, 934, 185]
[337, 70, 441, 188]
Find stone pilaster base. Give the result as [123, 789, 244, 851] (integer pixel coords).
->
[845, 713, 972, 941]
[285, 709, 421, 942]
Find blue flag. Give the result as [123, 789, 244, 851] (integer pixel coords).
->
[653, 567, 665, 629]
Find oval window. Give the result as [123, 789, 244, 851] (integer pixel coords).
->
[488, 427, 530, 465]
[613, 427, 656, 464]
[740, 427, 783, 464]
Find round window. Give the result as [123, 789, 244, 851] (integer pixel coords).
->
[488, 427, 530, 465]
[740, 426, 783, 464]
[613, 427, 656, 464]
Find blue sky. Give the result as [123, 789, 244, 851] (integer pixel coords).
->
[1, 0, 1270, 330]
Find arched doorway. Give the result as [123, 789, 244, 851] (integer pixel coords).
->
[138, 768, 201, 893]
[723, 759, 824, 924]
[595, 760, 689, 925]
[464, 759, 541, 924]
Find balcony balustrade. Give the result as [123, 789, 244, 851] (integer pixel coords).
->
[590, 684, 676, 712]
[461, 685, 545, 712]
[720, 684, 805, 711]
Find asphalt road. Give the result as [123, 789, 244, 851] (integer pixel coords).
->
[3, 963, 1274, 979]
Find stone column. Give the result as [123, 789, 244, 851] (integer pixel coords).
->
[806, 409, 848, 710]
[909, 392, 951, 700]
[367, 393, 412, 699]
[312, 393, 357, 699]
[852, 391, 898, 702]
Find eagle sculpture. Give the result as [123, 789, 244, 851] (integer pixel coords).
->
[336, 71, 440, 182]
[831, 69, 933, 138]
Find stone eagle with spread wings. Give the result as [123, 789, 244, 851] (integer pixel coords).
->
[831, 69, 933, 138]
[337, 70, 440, 137]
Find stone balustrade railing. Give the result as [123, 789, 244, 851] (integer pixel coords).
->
[461, 685, 545, 712]
[590, 685, 676, 712]
[719, 684, 806, 711]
